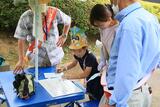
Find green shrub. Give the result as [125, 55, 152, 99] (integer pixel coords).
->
[0, 0, 109, 35]
[51, 0, 109, 37]
[0, 0, 28, 31]
[0, 0, 160, 37]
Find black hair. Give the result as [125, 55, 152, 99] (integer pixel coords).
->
[71, 21, 76, 27]
[90, 4, 115, 26]
[71, 17, 76, 27]
[105, 4, 114, 19]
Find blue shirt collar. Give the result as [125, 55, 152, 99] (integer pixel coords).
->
[115, 2, 142, 22]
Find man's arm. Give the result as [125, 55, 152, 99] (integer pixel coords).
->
[13, 12, 30, 73]
[14, 39, 25, 73]
[56, 8, 71, 47]
[57, 24, 71, 47]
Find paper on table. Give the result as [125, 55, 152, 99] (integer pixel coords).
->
[44, 72, 64, 79]
[39, 78, 83, 97]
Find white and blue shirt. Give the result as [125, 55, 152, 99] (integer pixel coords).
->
[14, 6, 71, 66]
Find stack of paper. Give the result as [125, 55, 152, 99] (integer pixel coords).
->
[39, 78, 82, 97]
[44, 73, 64, 79]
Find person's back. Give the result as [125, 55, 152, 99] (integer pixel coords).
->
[115, 4, 160, 78]
[102, 1, 160, 107]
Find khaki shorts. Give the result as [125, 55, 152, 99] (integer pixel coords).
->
[99, 84, 152, 107]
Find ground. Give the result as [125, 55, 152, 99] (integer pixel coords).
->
[0, 32, 160, 107]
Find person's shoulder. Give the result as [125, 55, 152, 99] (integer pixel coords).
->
[20, 9, 33, 19]
[47, 6, 60, 12]
[85, 51, 98, 66]
[87, 51, 97, 60]
[108, 22, 119, 31]
[114, 22, 119, 28]
[119, 8, 144, 30]
[47, 6, 57, 9]
[122, 7, 158, 29]
[140, 8, 160, 24]
[125, 7, 155, 22]
[113, 23, 119, 32]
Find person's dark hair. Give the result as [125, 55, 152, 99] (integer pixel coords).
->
[71, 18, 77, 27]
[71, 21, 76, 27]
[90, 4, 114, 26]
[105, 4, 114, 19]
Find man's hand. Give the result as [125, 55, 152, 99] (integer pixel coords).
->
[14, 60, 25, 74]
[56, 36, 67, 47]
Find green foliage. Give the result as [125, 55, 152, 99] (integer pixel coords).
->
[141, 1, 160, 21]
[0, 0, 160, 36]
[51, 0, 109, 37]
[0, 0, 28, 31]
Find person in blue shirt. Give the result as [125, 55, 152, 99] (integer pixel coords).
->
[100, 0, 160, 107]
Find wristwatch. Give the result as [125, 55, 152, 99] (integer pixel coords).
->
[62, 33, 67, 38]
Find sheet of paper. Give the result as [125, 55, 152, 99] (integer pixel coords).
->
[44, 72, 63, 79]
[39, 78, 83, 97]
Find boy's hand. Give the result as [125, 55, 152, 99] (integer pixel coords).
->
[62, 73, 71, 80]
[62, 74, 67, 79]
[57, 67, 64, 73]
[57, 66, 67, 73]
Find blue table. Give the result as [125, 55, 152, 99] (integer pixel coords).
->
[0, 67, 85, 107]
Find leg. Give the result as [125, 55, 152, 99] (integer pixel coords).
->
[98, 94, 108, 107]
[0, 84, 6, 105]
[127, 83, 152, 107]
[128, 89, 144, 107]
[142, 84, 152, 107]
